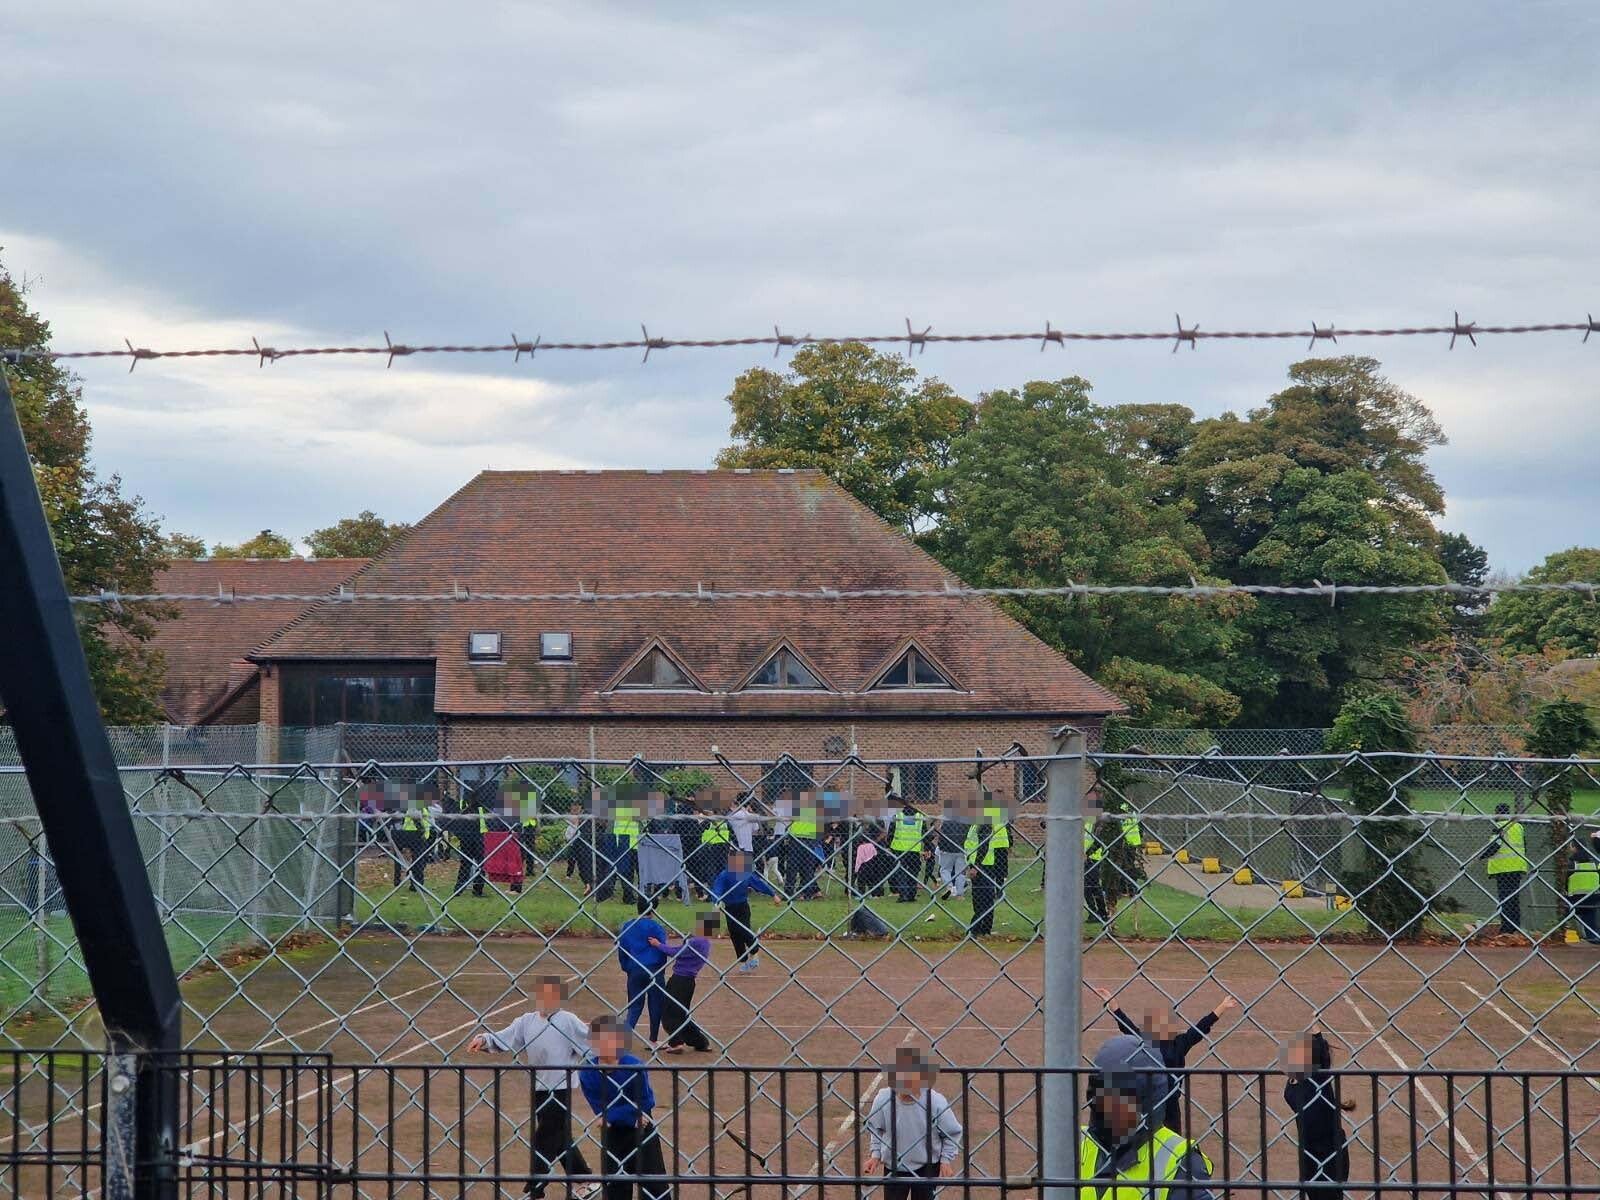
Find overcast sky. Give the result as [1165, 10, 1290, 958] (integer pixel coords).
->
[6, 1, 1597, 572]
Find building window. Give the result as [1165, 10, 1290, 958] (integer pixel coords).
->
[468, 632, 503, 662]
[541, 632, 573, 661]
[280, 665, 435, 726]
[870, 646, 954, 691]
[890, 763, 939, 805]
[746, 647, 825, 690]
[618, 648, 693, 690]
[1015, 760, 1046, 805]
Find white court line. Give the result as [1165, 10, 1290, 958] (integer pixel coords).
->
[1342, 994, 1512, 1200]
[1459, 983, 1600, 1095]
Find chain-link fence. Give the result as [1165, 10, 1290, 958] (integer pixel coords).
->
[1, 745, 1595, 1195]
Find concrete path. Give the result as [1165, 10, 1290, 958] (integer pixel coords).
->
[1144, 853, 1330, 912]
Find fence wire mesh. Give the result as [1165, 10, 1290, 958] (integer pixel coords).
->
[0, 739, 1596, 1197]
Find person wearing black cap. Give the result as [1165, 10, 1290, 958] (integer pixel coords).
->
[1285, 1029, 1354, 1200]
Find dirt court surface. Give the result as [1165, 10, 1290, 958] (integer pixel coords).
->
[10, 931, 1599, 1198]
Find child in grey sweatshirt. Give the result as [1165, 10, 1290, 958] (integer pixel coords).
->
[469, 975, 597, 1199]
[863, 1047, 963, 1200]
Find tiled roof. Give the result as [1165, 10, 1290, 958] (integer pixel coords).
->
[151, 558, 368, 723]
[253, 471, 1125, 718]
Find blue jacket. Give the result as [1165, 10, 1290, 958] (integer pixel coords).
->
[710, 868, 777, 906]
[579, 1054, 655, 1127]
[617, 916, 668, 975]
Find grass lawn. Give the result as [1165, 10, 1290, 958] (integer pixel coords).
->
[1397, 787, 1600, 816]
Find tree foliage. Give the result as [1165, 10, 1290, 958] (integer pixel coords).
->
[306, 510, 412, 559]
[716, 342, 973, 533]
[160, 531, 208, 558]
[1485, 548, 1600, 656]
[1325, 692, 1451, 939]
[211, 529, 295, 559]
[1, 255, 169, 722]
[928, 378, 1252, 726]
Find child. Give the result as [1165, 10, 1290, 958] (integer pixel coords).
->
[710, 849, 782, 972]
[578, 1015, 670, 1200]
[616, 901, 668, 1047]
[1285, 1030, 1353, 1200]
[650, 913, 717, 1053]
[863, 1046, 963, 1200]
[1092, 986, 1238, 1131]
[467, 975, 596, 1199]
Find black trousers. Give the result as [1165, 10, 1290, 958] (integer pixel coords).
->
[1495, 873, 1525, 933]
[992, 847, 1010, 885]
[600, 1123, 670, 1200]
[455, 828, 486, 896]
[884, 1162, 941, 1200]
[663, 974, 709, 1050]
[725, 900, 758, 962]
[891, 849, 922, 900]
[784, 839, 822, 896]
[689, 843, 727, 895]
[528, 1089, 591, 1198]
[970, 867, 997, 936]
[519, 825, 541, 875]
[391, 829, 429, 890]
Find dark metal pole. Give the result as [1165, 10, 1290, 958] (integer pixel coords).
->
[0, 366, 181, 1200]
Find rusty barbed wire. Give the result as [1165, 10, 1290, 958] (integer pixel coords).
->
[3, 312, 1599, 370]
[61, 578, 1599, 606]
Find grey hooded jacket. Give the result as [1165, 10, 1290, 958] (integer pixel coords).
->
[1083, 1034, 1215, 1200]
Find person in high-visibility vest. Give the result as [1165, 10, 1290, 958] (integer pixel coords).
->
[965, 812, 1001, 936]
[610, 798, 643, 906]
[1481, 804, 1529, 935]
[1080, 1034, 1215, 1200]
[982, 791, 1012, 885]
[450, 789, 490, 900]
[1568, 828, 1600, 945]
[784, 794, 825, 899]
[690, 804, 734, 899]
[1085, 824, 1111, 925]
[392, 786, 433, 893]
[888, 793, 927, 903]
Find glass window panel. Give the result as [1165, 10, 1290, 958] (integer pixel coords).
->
[781, 652, 823, 689]
[652, 653, 686, 687]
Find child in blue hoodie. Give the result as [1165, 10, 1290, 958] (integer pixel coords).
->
[579, 1015, 669, 1200]
[616, 901, 668, 1046]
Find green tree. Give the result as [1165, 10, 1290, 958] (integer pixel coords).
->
[1176, 358, 1452, 725]
[1, 257, 169, 722]
[716, 342, 973, 533]
[160, 531, 208, 558]
[306, 510, 412, 558]
[1525, 698, 1598, 894]
[930, 378, 1255, 726]
[211, 529, 295, 559]
[1485, 548, 1600, 655]
[1438, 531, 1490, 634]
[1325, 692, 1452, 940]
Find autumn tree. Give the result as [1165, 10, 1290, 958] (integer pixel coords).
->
[306, 510, 411, 558]
[1525, 698, 1598, 894]
[211, 530, 295, 559]
[160, 531, 208, 558]
[1, 255, 168, 722]
[716, 342, 973, 533]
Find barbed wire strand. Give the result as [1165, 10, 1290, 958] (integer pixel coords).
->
[3, 311, 1599, 369]
[64, 579, 1600, 605]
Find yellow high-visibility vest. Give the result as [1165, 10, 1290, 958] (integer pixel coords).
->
[613, 809, 641, 848]
[964, 823, 997, 867]
[789, 816, 818, 839]
[1078, 1127, 1211, 1200]
[982, 807, 1011, 850]
[890, 813, 926, 852]
[700, 819, 732, 846]
[1569, 862, 1599, 895]
[1487, 821, 1528, 875]
[1121, 816, 1142, 847]
[1085, 828, 1105, 864]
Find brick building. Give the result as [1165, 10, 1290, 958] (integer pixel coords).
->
[181, 470, 1120, 793]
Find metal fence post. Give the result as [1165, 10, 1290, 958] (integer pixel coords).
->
[1043, 725, 1086, 1199]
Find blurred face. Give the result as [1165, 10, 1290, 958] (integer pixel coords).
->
[892, 1067, 929, 1097]
[594, 1028, 626, 1060]
[1287, 1035, 1313, 1073]
[728, 852, 746, 873]
[1142, 1003, 1176, 1039]
[1095, 1085, 1141, 1137]
[535, 981, 563, 1013]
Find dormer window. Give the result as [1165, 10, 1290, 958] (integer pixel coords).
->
[745, 647, 826, 691]
[870, 645, 954, 691]
[618, 648, 691, 689]
[468, 632, 503, 662]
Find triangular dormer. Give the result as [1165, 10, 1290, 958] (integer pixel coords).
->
[604, 640, 705, 692]
[736, 641, 833, 693]
[866, 640, 959, 692]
